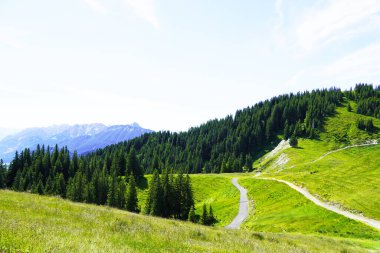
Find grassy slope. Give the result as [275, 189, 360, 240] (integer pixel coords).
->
[239, 178, 380, 240]
[259, 103, 380, 220]
[277, 145, 380, 220]
[137, 174, 239, 226]
[0, 190, 377, 253]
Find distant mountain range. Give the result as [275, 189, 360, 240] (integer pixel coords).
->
[0, 123, 153, 163]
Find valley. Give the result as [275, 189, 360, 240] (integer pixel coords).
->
[1, 86, 380, 252]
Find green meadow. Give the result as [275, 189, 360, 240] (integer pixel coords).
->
[1, 190, 378, 253]
[239, 178, 380, 240]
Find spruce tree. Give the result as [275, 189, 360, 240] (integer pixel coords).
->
[117, 178, 126, 209]
[289, 134, 298, 147]
[0, 159, 5, 189]
[152, 155, 160, 173]
[37, 179, 44, 195]
[284, 120, 290, 140]
[145, 170, 163, 216]
[107, 172, 118, 207]
[181, 174, 194, 220]
[200, 203, 208, 225]
[126, 148, 143, 178]
[56, 173, 66, 197]
[188, 205, 196, 223]
[161, 169, 172, 217]
[7, 151, 20, 187]
[125, 174, 138, 212]
[208, 205, 216, 225]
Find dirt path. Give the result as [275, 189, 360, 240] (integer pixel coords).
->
[259, 178, 380, 231]
[225, 178, 249, 229]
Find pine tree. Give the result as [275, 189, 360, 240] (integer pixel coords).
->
[56, 173, 66, 197]
[181, 174, 194, 220]
[188, 205, 196, 223]
[69, 151, 79, 178]
[173, 172, 183, 218]
[289, 134, 298, 147]
[125, 174, 138, 212]
[200, 203, 208, 225]
[145, 170, 163, 216]
[117, 178, 126, 209]
[0, 159, 6, 189]
[7, 151, 20, 187]
[37, 179, 44, 195]
[207, 205, 216, 225]
[45, 176, 53, 195]
[152, 155, 160, 173]
[284, 120, 290, 140]
[161, 169, 172, 217]
[126, 148, 143, 178]
[107, 172, 118, 207]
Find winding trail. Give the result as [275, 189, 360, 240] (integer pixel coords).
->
[225, 178, 249, 229]
[259, 177, 380, 231]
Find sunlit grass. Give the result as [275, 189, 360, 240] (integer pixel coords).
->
[1, 190, 378, 253]
[239, 178, 380, 240]
[259, 102, 380, 221]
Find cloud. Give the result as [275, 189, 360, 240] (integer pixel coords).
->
[0, 27, 29, 49]
[285, 42, 380, 88]
[296, 0, 380, 52]
[83, 0, 108, 15]
[324, 42, 380, 80]
[123, 0, 160, 29]
[273, 0, 285, 46]
[274, 0, 380, 55]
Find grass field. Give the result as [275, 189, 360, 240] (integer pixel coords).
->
[258, 103, 380, 222]
[136, 174, 239, 226]
[1, 190, 379, 253]
[239, 178, 380, 240]
[275, 145, 380, 220]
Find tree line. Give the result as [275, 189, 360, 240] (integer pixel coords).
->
[4, 85, 379, 181]
[1, 145, 202, 223]
[87, 88, 343, 174]
[345, 84, 380, 119]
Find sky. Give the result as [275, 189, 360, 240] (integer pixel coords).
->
[1, 0, 380, 132]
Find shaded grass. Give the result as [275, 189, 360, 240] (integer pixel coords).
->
[0, 190, 378, 253]
[239, 178, 380, 240]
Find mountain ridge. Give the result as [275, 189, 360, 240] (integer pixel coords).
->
[0, 123, 152, 162]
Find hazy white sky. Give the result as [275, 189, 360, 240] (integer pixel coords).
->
[1, 0, 380, 131]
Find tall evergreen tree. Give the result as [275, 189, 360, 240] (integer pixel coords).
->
[0, 159, 6, 189]
[145, 170, 164, 216]
[188, 205, 196, 223]
[126, 148, 143, 178]
[107, 172, 118, 207]
[125, 174, 138, 212]
[200, 203, 208, 225]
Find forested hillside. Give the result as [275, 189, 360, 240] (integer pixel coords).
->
[90, 88, 345, 174]
[1, 84, 379, 215]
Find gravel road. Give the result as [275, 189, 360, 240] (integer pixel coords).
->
[225, 178, 249, 229]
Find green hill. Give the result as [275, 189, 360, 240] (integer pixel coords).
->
[258, 103, 380, 222]
[239, 177, 380, 239]
[1, 190, 378, 253]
